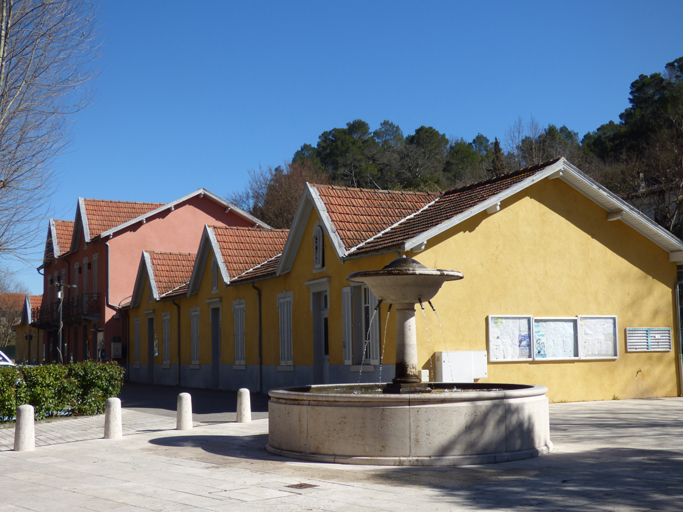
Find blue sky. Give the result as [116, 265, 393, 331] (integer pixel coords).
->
[9, 0, 683, 293]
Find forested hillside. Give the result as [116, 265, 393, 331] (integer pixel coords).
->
[229, 56, 683, 232]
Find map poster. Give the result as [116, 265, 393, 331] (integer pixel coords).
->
[488, 316, 533, 361]
[578, 316, 618, 358]
[533, 318, 578, 359]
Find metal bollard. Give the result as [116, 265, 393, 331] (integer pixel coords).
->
[14, 404, 35, 451]
[104, 397, 122, 439]
[236, 388, 251, 423]
[177, 392, 192, 430]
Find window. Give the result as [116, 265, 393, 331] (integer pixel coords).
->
[190, 307, 200, 365]
[277, 291, 293, 366]
[133, 317, 140, 365]
[61, 269, 65, 289]
[92, 254, 98, 294]
[82, 257, 88, 309]
[54, 272, 59, 301]
[233, 299, 246, 365]
[162, 312, 171, 365]
[342, 285, 380, 366]
[211, 256, 219, 293]
[313, 224, 324, 269]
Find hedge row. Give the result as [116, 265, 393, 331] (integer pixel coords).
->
[0, 361, 125, 421]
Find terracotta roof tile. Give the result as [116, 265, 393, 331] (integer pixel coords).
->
[211, 226, 289, 281]
[147, 252, 196, 297]
[29, 295, 43, 309]
[232, 254, 282, 283]
[84, 199, 164, 239]
[313, 186, 439, 251]
[347, 159, 562, 256]
[53, 220, 74, 256]
[0, 293, 25, 310]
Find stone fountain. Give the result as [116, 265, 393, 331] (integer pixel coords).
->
[266, 257, 552, 466]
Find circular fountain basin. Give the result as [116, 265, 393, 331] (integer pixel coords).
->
[267, 383, 553, 466]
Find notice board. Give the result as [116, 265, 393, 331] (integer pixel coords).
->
[578, 316, 618, 358]
[533, 317, 578, 359]
[488, 316, 532, 361]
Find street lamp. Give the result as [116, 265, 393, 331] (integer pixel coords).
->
[56, 282, 77, 365]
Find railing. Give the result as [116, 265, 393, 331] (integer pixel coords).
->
[30, 294, 101, 326]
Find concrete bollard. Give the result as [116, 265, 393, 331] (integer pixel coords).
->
[104, 397, 122, 439]
[236, 388, 251, 423]
[14, 404, 35, 452]
[177, 392, 192, 430]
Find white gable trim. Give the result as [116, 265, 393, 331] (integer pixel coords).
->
[97, 188, 271, 240]
[49, 219, 59, 257]
[130, 253, 151, 308]
[346, 194, 441, 256]
[145, 251, 159, 300]
[187, 225, 228, 295]
[401, 158, 683, 256]
[78, 198, 91, 243]
[277, 183, 347, 276]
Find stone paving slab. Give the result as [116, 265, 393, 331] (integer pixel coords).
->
[1, 397, 683, 510]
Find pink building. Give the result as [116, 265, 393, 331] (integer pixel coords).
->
[34, 189, 268, 365]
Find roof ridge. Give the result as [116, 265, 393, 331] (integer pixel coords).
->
[312, 183, 440, 198]
[210, 224, 288, 233]
[442, 158, 562, 197]
[81, 198, 166, 206]
[147, 251, 197, 257]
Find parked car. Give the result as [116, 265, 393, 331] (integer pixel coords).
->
[0, 350, 15, 366]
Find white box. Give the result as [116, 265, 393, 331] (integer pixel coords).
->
[435, 351, 488, 383]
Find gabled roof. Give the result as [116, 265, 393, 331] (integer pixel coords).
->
[350, 159, 559, 256]
[72, 188, 270, 251]
[20, 295, 42, 325]
[130, 252, 196, 307]
[42, 219, 75, 265]
[188, 225, 289, 294]
[277, 184, 438, 274]
[278, 158, 683, 273]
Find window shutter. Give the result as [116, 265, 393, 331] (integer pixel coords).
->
[278, 294, 293, 365]
[368, 289, 380, 365]
[233, 300, 245, 365]
[190, 309, 200, 364]
[342, 287, 353, 365]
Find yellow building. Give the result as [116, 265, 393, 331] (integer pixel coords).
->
[269, 158, 683, 402]
[13, 295, 43, 364]
[127, 158, 683, 402]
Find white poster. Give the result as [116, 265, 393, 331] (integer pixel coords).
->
[534, 318, 578, 359]
[579, 316, 618, 357]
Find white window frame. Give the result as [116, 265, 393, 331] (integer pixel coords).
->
[277, 291, 293, 366]
[313, 223, 325, 270]
[162, 312, 171, 365]
[362, 285, 380, 365]
[133, 317, 140, 366]
[342, 287, 353, 365]
[233, 299, 246, 366]
[190, 307, 200, 365]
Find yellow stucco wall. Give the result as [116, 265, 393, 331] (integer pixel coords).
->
[412, 178, 678, 402]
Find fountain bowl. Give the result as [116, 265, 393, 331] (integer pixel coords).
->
[266, 382, 553, 466]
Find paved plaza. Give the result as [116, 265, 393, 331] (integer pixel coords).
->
[0, 387, 682, 511]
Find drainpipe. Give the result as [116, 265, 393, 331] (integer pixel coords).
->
[676, 273, 683, 396]
[252, 282, 262, 393]
[173, 299, 181, 386]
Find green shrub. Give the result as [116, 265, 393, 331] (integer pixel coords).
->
[0, 361, 125, 422]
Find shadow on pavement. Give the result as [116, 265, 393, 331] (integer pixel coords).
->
[118, 382, 269, 421]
